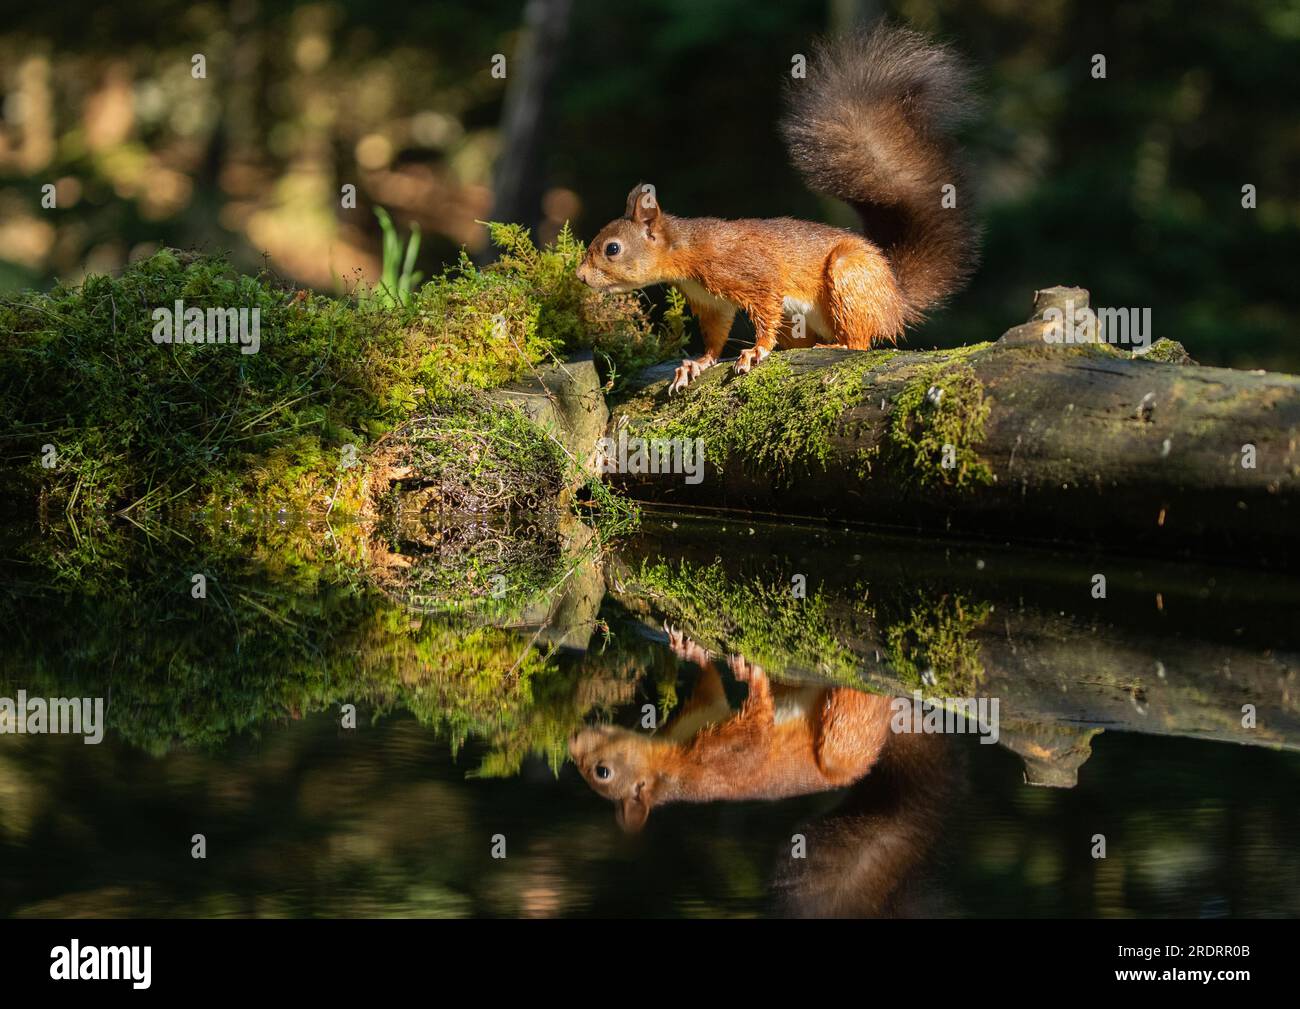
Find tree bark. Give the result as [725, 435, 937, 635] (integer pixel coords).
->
[487, 0, 573, 251]
[606, 288, 1300, 567]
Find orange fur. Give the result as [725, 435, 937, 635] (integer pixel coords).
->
[573, 24, 977, 392]
[568, 654, 893, 833]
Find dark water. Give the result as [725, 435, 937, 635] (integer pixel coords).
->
[2, 515, 1298, 918]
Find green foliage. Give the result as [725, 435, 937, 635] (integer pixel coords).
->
[882, 593, 992, 694]
[367, 207, 424, 309]
[0, 520, 624, 777]
[2, 250, 380, 515]
[0, 229, 678, 519]
[484, 220, 688, 390]
[382, 393, 569, 515]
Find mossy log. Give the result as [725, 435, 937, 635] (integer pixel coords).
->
[605, 289, 1300, 567]
[606, 516, 1300, 787]
[488, 354, 608, 478]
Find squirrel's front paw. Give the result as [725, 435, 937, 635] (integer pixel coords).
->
[733, 347, 770, 376]
[668, 358, 703, 396]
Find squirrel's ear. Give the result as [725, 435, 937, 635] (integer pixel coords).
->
[623, 183, 662, 231]
[615, 783, 652, 834]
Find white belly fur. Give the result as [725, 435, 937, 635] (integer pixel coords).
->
[773, 684, 825, 724]
[782, 296, 832, 339]
[675, 282, 832, 340]
[675, 279, 736, 313]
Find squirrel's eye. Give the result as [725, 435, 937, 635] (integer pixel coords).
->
[604, 241, 621, 258]
[595, 764, 612, 780]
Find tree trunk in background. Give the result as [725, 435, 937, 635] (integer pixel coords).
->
[487, 0, 573, 255]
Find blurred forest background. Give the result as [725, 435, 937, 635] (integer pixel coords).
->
[1, 0, 1297, 369]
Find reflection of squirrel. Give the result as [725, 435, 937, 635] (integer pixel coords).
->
[568, 625, 893, 833]
[773, 700, 956, 917]
[575, 22, 978, 394]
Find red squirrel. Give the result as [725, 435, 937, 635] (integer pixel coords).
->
[773, 704, 955, 917]
[575, 23, 978, 394]
[568, 624, 893, 833]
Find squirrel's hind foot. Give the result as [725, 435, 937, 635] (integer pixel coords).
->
[727, 653, 768, 689]
[733, 346, 770, 376]
[664, 620, 712, 667]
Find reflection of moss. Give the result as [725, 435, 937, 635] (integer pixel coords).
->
[0, 520, 625, 777]
[654, 667, 680, 723]
[639, 352, 895, 484]
[882, 593, 991, 694]
[627, 559, 860, 682]
[871, 349, 993, 489]
[366, 621, 565, 775]
[375, 520, 571, 621]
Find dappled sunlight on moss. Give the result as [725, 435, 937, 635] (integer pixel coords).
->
[881, 592, 991, 694]
[0, 519, 632, 777]
[638, 351, 896, 484]
[873, 346, 994, 490]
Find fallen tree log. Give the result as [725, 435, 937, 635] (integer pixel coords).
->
[604, 288, 1300, 567]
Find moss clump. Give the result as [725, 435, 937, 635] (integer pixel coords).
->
[0, 227, 682, 519]
[1136, 338, 1196, 365]
[873, 351, 994, 489]
[373, 393, 568, 517]
[485, 222, 689, 390]
[881, 593, 991, 694]
[642, 351, 895, 484]
[626, 558, 861, 682]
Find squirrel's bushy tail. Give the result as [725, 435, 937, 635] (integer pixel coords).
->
[781, 22, 979, 320]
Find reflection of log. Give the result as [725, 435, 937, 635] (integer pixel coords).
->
[996, 722, 1102, 788]
[607, 289, 1300, 567]
[607, 516, 1300, 786]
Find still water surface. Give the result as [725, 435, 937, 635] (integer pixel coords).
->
[2, 516, 1297, 917]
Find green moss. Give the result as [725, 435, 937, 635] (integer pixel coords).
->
[376, 520, 571, 620]
[484, 221, 688, 389]
[380, 393, 568, 514]
[1137, 338, 1195, 365]
[871, 348, 994, 489]
[626, 558, 861, 683]
[642, 351, 896, 484]
[881, 593, 991, 694]
[0, 227, 681, 520]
